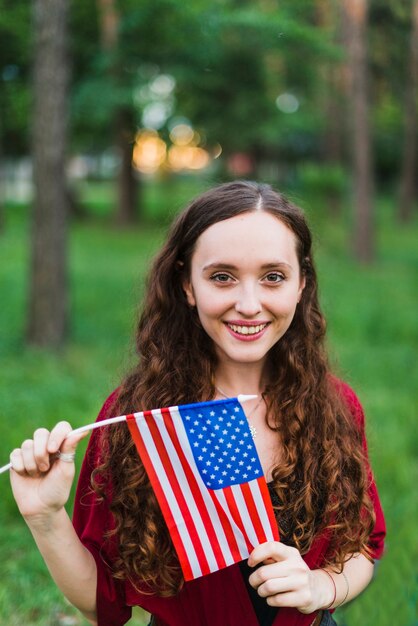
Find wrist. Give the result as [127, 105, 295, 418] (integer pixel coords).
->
[24, 506, 67, 534]
[314, 569, 337, 611]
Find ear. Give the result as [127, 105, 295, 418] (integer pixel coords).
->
[182, 278, 196, 307]
[297, 275, 306, 303]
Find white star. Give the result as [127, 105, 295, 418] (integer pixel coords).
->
[226, 463, 232, 469]
[185, 415, 191, 420]
[243, 473, 248, 478]
[227, 443, 232, 448]
[219, 438, 224, 443]
[194, 421, 199, 426]
[234, 407, 240, 412]
[193, 442, 199, 447]
[210, 474, 215, 479]
[206, 419, 212, 424]
[243, 453, 248, 457]
[214, 466, 219, 471]
[210, 452, 215, 458]
[222, 471, 227, 476]
[218, 479, 224, 484]
[227, 422, 232, 427]
[231, 456, 236, 461]
[190, 429, 195, 433]
[210, 411, 215, 416]
[198, 456, 203, 461]
[251, 457, 256, 462]
[235, 469, 240, 474]
[239, 461, 244, 466]
[198, 434, 203, 439]
[206, 460, 211, 466]
[222, 409, 227, 415]
[230, 476, 236, 481]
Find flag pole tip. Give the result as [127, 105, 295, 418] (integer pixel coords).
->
[237, 394, 258, 403]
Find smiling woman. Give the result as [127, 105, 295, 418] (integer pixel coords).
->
[9, 181, 385, 626]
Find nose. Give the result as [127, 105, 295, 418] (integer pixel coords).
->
[234, 283, 262, 317]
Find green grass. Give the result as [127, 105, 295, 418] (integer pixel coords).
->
[0, 180, 417, 625]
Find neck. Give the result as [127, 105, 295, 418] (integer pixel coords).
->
[214, 362, 266, 396]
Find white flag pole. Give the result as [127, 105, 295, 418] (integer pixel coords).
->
[0, 395, 257, 475]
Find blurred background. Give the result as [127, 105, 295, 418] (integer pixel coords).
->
[0, 0, 417, 624]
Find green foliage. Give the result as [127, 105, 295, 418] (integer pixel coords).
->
[0, 182, 417, 624]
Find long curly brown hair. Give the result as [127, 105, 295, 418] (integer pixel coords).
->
[92, 181, 375, 596]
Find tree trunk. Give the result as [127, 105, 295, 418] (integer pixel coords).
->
[115, 108, 138, 225]
[27, 0, 69, 348]
[343, 0, 374, 263]
[315, 0, 345, 216]
[97, 0, 138, 225]
[399, 0, 418, 222]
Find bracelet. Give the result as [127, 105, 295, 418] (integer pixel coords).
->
[320, 569, 336, 610]
[334, 570, 350, 608]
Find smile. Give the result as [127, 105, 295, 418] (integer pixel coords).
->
[225, 322, 269, 336]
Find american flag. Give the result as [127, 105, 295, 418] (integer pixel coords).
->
[126, 397, 279, 581]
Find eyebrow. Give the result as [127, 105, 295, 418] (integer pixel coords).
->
[202, 261, 294, 271]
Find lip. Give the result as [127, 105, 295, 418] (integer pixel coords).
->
[223, 321, 271, 342]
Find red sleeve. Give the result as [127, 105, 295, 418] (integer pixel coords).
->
[339, 382, 386, 560]
[72, 391, 132, 626]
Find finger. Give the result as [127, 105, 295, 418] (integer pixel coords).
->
[20, 439, 39, 476]
[248, 541, 294, 568]
[249, 562, 289, 589]
[33, 428, 51, 471]
[10, 448, 25, 474]
[265, 590, 307, 609]
[59, 428, 90, 455]
[47, 421, 75, 454]
[255, 575, 298, 598]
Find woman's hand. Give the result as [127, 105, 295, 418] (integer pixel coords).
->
[248, 542, 333, 614]
[9, 422, 89, 525]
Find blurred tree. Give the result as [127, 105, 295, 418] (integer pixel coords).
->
[27, 0, 70, 348]
[97, 0, 137, 225]
[343, 0, 374, 263]
[399, 0, 418, 222]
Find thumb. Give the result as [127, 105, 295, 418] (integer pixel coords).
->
[59, 428, 90, 455]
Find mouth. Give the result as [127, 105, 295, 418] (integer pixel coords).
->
[224, 321, 270, 340]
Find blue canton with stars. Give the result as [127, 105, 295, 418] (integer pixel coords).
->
[178, 398, 263, 490]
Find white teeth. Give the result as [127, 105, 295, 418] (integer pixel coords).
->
[227, 323, 267, 335]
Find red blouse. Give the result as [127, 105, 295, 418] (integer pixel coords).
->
[72, 384, 386, 626]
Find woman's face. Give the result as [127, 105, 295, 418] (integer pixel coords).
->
[183, 211, 305, 370]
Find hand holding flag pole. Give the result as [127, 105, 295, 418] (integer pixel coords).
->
[0, 395, 257, 475]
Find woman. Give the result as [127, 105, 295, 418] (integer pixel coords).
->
[10, 181, 385, 626]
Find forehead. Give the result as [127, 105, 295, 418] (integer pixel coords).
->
[192, 211, 299, 266]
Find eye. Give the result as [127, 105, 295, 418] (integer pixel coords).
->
[263, 272, 284, 284]
[210, 272, 234, 284]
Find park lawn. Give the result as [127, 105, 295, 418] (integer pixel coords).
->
[0, 180, 417, 625]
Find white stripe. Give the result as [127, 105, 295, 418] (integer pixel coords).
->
[134, 414, 202, 579]
[248, 479, 276, 541]
[167, 407, 238, 568]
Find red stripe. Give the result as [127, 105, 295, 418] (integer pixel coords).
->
[258, 477, 280, 541]
[240, 481, 266, 544]
[207, 488, 244, 563]
[144, 410, 212, 578]
[126, 414, 194, 581]
[223, 485, 253, 553]
[160, 408, 228, 571]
